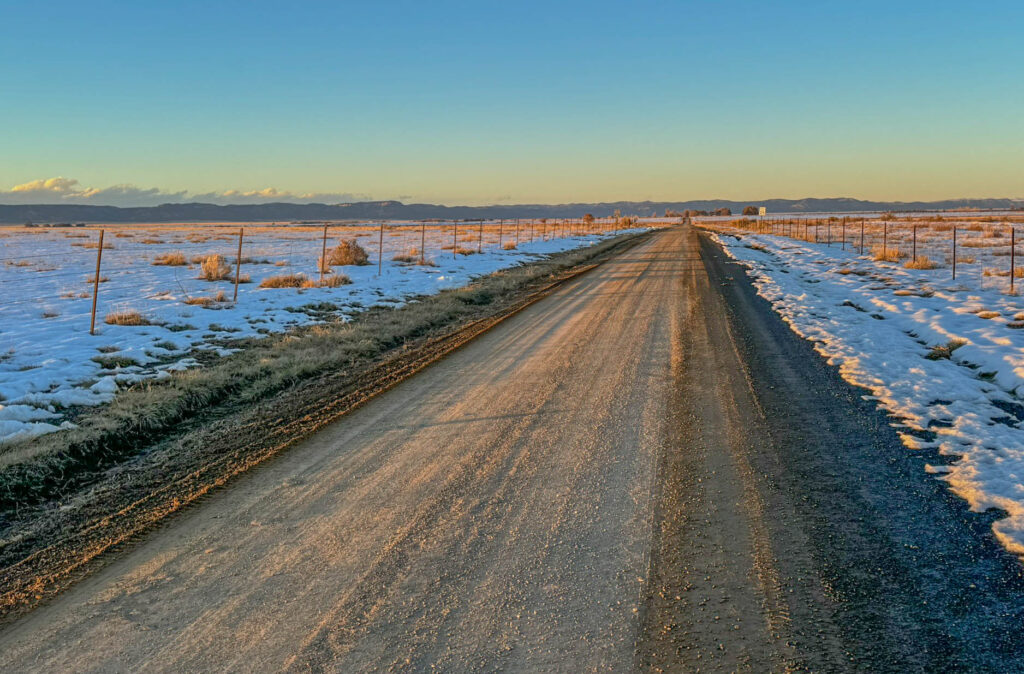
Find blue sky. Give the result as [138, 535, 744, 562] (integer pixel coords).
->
[1, 1, 1022, 205]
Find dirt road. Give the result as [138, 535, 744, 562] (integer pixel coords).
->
[3, 226, 1024, 672]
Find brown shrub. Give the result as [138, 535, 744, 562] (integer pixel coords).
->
[871, 245, 906, 262]
[502, 241, 517, 250]
[152, 251, 187, 266]
[198, 254, 232, 281]
[104, 310, 151, 326]
[325, 239, 369, 266]
[260, 273, 307, 288]
[904, 256, 939, 270]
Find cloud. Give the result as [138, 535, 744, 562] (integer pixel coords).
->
[0, 177, 371, 207]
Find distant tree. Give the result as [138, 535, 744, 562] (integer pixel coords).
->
[742, 206, 759, 216]
[715, 207, 732, 216]
[665, 209, 684, 217]
[583, 213, 595, 225]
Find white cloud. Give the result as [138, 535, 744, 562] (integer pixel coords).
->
[0, 177, 371, 207]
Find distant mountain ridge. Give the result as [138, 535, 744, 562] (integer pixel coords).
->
[1, 197, 1021, 224]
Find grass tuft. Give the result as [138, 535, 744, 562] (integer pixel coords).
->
[198, 255, 232, 281]
[152, 251, 187, 266]
[903, 256, 939, 270]
[324, 239, 369, 266]
[260, 273, 308, 288]
[926, 339, 967, 360]
[104, 310, 151, 326]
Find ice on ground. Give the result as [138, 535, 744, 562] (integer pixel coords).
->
[707, 225, 1024, 555]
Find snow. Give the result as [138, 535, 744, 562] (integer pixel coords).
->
[704, 220, 1024, 556]
[0, 222, 646, 445]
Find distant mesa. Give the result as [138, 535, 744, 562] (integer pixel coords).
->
[1, 197, 1021, 224]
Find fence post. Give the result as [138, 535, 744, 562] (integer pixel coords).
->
[952, 227, 957, 280]
[912, 224, 917, 263]
[319, 224, 328, 285]
[420, 221, 426, 265]
[453, 221, 458, 259]
[89, 229, 105, 335]
[378, 221, 384, 275]
[515, 218, 520, 245]
[234, 227, 244, 301]
[842, 217, 846, 251]
[860, 219, 865, 254]
[883, 221, 888, 257]
[827, 219, 831, 246]
[478, 220, 483, 253]
[498, 219, 503, 249]
[1012, 227, 1016, 293]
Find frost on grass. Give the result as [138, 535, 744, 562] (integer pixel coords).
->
[709, 226, 1024, 556]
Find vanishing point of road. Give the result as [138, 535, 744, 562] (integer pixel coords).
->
[3, 226, 1024, 672]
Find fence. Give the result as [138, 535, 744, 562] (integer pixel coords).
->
[700, 214, 1024, 294]
[0, 217, 631, 332]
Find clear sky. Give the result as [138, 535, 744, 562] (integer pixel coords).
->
[2, 1, 1022, 206]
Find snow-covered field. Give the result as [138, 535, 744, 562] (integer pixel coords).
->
[0, 221, 644, 445]
[703, 217, 1024, 555]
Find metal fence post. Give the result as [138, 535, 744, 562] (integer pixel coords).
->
[89, 229, 105, 335]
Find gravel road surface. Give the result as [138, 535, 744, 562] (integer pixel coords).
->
[2, 226, 1024, 672]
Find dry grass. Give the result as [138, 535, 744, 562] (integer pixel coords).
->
[299, 274, 352, 288]
[324, 240, 369, 266]
[454, 246, 477, 256]
[104, 310, 151, 326]
[198, 255, 232, 281]
[318, 274, 351, 288]
[871, 245, 907, 262]
[140, 238, 165, 245]
[502, 241, 517, 250]
[926, 339, 967, 360]
[392, 249, 419, 264]
[75, 241, 115, 250]
[152, 251, 187, 266]
[184, 290, 228, 306]
[977, 311, 1001, 319]
[904, 256, 939, 270]
[259, 273, 308, 288]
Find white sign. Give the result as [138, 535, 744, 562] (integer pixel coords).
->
[758, 207, 767, 216]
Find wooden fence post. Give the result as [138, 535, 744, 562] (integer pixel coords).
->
[319, 224, 328, 285]
[498, 219, 503, 249]
[912, 224, 917, 263]
[478, 220, 483, 253]
[89, 229, 105, 335]
[515, 218, 520, 245]
[420, 221, 426, 265]
[883, 221, 888, 258]
[453, 221, 458, 259]
[1012, 227, 1016, 294]
[841, 217, 846, 251]
[234, 227, 244, 301]
[860, 219, 865, 254]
